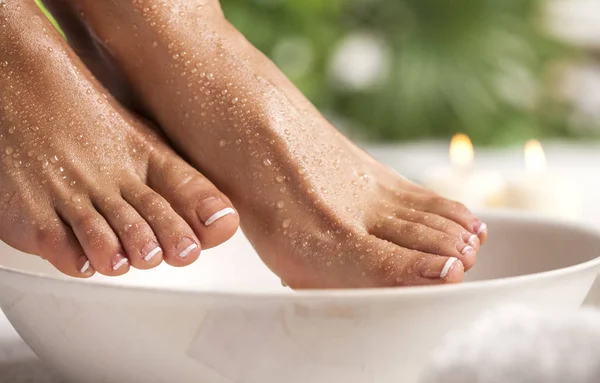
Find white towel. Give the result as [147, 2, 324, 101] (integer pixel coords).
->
[421, 305, 600, 383]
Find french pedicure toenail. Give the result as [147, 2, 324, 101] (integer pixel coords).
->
[420, 257, 460, 279]
[204, 207, 236, 226]
[80, 260, 91, 274]
[461, 245, 475, 256]
[177, 238, 198, 258]
[112, 254, 129, 271]
[477, 223, 488, 235]
[440, 257, 459, 279]
[468, 234, 478, 245]
[142, 242, 162, 262]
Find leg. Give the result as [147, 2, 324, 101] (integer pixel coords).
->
[0, 1, 239, 277]
[66, 0, 487, 287]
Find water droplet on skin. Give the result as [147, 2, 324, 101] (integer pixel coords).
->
[276, 175, 285, 183]
[282, 219, 291, 229]
[71, 195, 82, 203]
[219, 139, 227, 147]
[263, 159, 272, 167]
[276, 201, 285, 209]
[235, 139, 242, 146]
[70, 180, 77, 187]
[7, 127, 15, 134]
[124, 224, 133, 233]
[5, 147, 13, 155]
[297, 168, 306, 175]
[207, 73, 214, 80]
[50, 155, 59, 164]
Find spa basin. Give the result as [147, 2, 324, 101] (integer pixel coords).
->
[0, 211, 599, 383]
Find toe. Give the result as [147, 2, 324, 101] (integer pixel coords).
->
[393, 207, 475, 245]
[412, 193, 481, 235]
[418, 256, 464, 284]
[366, 239, 465, 286]
[370, 219, 476, 270]
[393, 207, 481, 253]
[35, 219, 96, 278]
[475, 220, 488, 244]
[58, 201, 130, 276]
[121, 182, 201, 267]
[147, 157, 239, 249]
[94, 195, 164, 270]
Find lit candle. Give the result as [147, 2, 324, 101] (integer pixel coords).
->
[505, 140, 581, 220]
[421, 134, 507, 209]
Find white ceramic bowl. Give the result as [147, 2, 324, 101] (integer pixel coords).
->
[1, 212, 599, 383]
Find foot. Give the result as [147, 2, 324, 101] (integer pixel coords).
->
[0, 2, 239, 277]
[71, 0, 487, 287]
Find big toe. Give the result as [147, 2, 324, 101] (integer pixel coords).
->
[369, 218, 477, 271]
[366, 238, 465, 287]
[147, 153, 240, 249]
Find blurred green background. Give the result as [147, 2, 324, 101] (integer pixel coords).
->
[38, 0, 600, 145]
[221, 0, 598, 145]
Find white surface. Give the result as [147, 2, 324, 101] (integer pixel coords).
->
[2, 142, 600, 382]
[422, 305, 600, 383]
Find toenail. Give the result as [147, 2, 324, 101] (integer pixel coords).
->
[204, 207, 236, 226]
[80, 260, 91, 274]
[142, 242, 162, 262]
[461, 245, 474, 256]
[112, 254, 129, 271]
[420, 257, 461, 279]
[440, 257, 459, 279]
[477, 223, 488, 235]
[468, 234, 478, 245]
[177, 238, 198, 258]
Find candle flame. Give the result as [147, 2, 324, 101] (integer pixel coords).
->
[449, 133, 474, 167]
[524, 139, 547, 171]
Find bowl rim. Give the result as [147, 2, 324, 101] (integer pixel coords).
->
[1, 211, 600, 304]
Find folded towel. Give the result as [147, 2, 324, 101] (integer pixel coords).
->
[421, 305, 600, 383]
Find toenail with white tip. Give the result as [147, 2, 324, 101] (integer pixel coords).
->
[112, 257, 129, 271]
[468, 234, 478, 245]
[461, 245, 474, 256]
[144, 246, 162, 262]
[80, 260, 90, 274]
[440, 257, 458, 279]
[204, 207, 236, 226]
[178, 243, 198, 258]
[477, 223, 488, 235]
